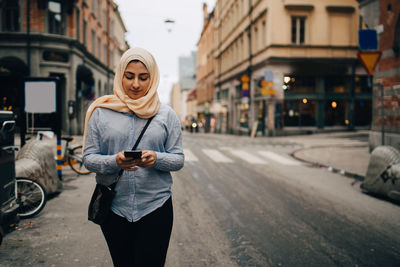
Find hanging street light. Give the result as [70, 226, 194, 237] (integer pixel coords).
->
[164, 18, 175, 33]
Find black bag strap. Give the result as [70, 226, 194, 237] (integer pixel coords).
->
[131, 116, 154, 151]
[114, 116, 154, 182]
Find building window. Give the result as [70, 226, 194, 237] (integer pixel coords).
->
[103, 9, 107, 28]
[325, 76, 348, 93]
[76, 8, 80, 41]
[393, 17, 400, 57]
[1, 0, 19, 31]
[98, 0, 101, 22]
[48, 0, 64, 34]
[104, 44, 107, 64]
[291, 16, 305, 45]
[97, 37, 101, 58]
[325, 100, 347, 126]
[284, 100, 316, 127]
[91, 30, 96, 54]
[83, 20, 87, 46]
[355, 76, 372, 94]
[262, 21, 266, 47]
[283, 75, 315, 93]
[91, 0, 95, 14]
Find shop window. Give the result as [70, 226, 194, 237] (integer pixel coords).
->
[283, 99, 316, 127]
[48, 1, 64, 34]
[1, 0, 19, 32]
[283, 75, 315, 93]
[355, 75, 372, 94]
[325, 76, 348, 93]
[238, 103, 249, 128]
[325, 100, 347, 126]
[354, 100, 371, 126]
[291, 16, 306, 45]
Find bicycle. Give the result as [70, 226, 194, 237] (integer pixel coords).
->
[60, 136, 91, 175]
[16, 177, 47, 219]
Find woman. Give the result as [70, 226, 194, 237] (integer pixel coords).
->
[83, 47, 184, 266]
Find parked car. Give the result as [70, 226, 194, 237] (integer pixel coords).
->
[0, 111, 19, 245]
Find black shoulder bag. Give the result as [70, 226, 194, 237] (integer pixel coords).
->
[88, 117, 154, 225]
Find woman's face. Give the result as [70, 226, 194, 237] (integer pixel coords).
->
[122, 61, 150, 100]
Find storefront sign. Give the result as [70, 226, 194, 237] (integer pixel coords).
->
[43, 50, 69, 62]
[261, 80, 275, 96]
[264, 70, 273, 82]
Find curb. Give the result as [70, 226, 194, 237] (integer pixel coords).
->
[291, 145, 366, 182]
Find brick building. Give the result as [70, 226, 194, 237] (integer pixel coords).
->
[0, 0, 128, 135]
[359, 0, 400, 150]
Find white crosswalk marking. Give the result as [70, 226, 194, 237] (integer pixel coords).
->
[229, 150, 267, 164]
[258, 151, 301, 166]
[183, 149, 198, 162]
[202, 149, 233, 163]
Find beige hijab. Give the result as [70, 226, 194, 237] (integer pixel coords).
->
[82, 47, 161, 149]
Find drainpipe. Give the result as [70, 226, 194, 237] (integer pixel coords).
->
[26, 0, 31, 75]
[248, 0, 254, 135]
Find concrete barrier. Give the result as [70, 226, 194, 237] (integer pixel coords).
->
[361, 146, 400, 202]
[15, 140, 62, 195]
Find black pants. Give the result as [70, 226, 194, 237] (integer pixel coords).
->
[101, 197, 173, 267]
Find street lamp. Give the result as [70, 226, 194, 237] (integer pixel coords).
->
[164, 18, 175, 33]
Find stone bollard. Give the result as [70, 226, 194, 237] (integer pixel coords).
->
[15, 139, 62, 195]
[361, 146, 400, 202]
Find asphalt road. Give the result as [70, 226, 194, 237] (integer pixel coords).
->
[1, 133, 399, 266]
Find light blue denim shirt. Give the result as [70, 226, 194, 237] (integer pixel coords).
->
[83, 104, 184, 222]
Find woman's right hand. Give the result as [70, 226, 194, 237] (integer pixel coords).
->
[116, 151, 140, 171]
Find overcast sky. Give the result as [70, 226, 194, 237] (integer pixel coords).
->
[114, 0, 217, 104]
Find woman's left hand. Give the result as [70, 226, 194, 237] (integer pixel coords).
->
[137, 150, 157, 168]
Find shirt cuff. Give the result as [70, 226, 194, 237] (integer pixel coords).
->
[154, 152, 164, 169]
[104, 154, 120, 171]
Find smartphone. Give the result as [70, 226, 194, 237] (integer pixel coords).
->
[124, 150, 142, 159]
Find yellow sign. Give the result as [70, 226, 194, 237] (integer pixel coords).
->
[358, 51, 382, 75]
[261, 80, 275, 95]
[241, 74, 250, 83]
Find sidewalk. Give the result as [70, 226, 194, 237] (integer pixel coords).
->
[274, 130, 371, 180]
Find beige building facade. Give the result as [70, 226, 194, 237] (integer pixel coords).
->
[210, 0, 370, 135]
[170, 82, 182, 122]
[196, 3, 216, 133]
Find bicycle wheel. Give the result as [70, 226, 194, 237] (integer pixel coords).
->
[68, 145, 91, 175]
[16, 178, 47, 219]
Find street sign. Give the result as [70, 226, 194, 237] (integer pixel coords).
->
[241, 74, 250, 97]
[261, 80, 275, 96]
[359, 29, 378, 50]
[357, 51, 382, 75]
[264, 70, 273, 82]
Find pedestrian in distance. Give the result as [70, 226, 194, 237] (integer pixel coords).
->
[82, 47, 185, 266]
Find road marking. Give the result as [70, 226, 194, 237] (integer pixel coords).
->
[229, 150, 267, 164]
[202, 149, 233, 163]
[258, 151, 301, 166]
[183, 148, 199, 162]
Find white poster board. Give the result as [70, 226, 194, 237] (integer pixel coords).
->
[24, 80, 56, 113]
